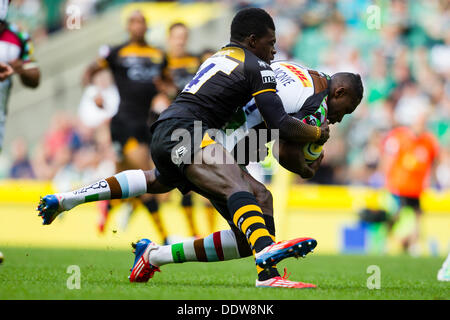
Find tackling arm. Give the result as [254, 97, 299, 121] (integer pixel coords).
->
[254, 91, 329, 145]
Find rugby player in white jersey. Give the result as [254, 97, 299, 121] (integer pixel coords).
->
[0, 0, 40, 152]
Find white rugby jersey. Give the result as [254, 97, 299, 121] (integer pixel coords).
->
[219, 61, 330, 152]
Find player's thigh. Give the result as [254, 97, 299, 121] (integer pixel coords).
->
[184, 143, 252, 201]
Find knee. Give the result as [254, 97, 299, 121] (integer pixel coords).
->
[220, 177, 253, 200]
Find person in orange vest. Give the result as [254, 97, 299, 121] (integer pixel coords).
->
[382, 111, 439, 253]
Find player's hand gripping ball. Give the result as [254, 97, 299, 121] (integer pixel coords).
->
[303, 142, 323, 164]
[301, 105, 327, 164]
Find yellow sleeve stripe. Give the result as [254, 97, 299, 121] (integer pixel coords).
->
[252, 88, 276, 96]
[232, 205, 263, 226]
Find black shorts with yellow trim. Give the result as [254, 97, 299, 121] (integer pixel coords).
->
[150, 117, 219, 194]
[110, 115, 152, 159]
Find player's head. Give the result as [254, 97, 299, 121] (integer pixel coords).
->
[127, 10, 147, 42]
[168, 22, 189, 54]
[230, 7, 276, 64]
[327, 72, 364, 124]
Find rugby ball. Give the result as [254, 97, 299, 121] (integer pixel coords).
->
[303, 142, 323, 164]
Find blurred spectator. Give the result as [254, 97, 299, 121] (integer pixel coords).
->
[394, 82, 431, 126]
[51, 119, 115, 192]
[32, 112, 79, 180]
[381, 111, 440, 254]
[9, 137, 34, 179]
[30, 109, 115, 184]
[78, 69, 119, 128]
[436, 148, 450, 190]
[430, 31, 450, 77]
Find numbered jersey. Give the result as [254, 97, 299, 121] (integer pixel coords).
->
[219, 61, 330, 152]
[154, 43, 277, 129]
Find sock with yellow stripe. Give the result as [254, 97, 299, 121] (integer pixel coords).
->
[210, 197, 279, 280]
[227, 191, 274, 254]
[257, 214, 280, 281]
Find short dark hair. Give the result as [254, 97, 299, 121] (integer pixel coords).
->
[349, 73, 364, 103]
[230, 7, 275, 42]
[332, 72, 364, 104]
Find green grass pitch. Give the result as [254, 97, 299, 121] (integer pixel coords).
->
[0, 247, 448, 300]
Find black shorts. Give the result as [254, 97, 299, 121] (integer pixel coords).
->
[110, 115, 151, 157]
[150, 118, 217, 194]
[392, 194, 422, 214]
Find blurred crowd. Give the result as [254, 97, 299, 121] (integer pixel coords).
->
[4, 0, 450, 193]
[9, 108, 116, 191]
[6, 0, 127, 44]
[258, 0, 450, 190]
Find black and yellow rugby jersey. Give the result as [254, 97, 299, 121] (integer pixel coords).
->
[98, 42, 168, 120]
[155, 43, 277, 129]
[166, 53, 200, 93]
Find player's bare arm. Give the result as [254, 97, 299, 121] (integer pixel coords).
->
[0, 61, 13, 81]
[273, 138, 324, 179]
[8, 58, 40, 88]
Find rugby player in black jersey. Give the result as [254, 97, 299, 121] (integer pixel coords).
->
[144, 8, 331, 286]
[38, 8, 363, 288]
[82, 11, 171, 241]
[38, 60, 362, 288]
